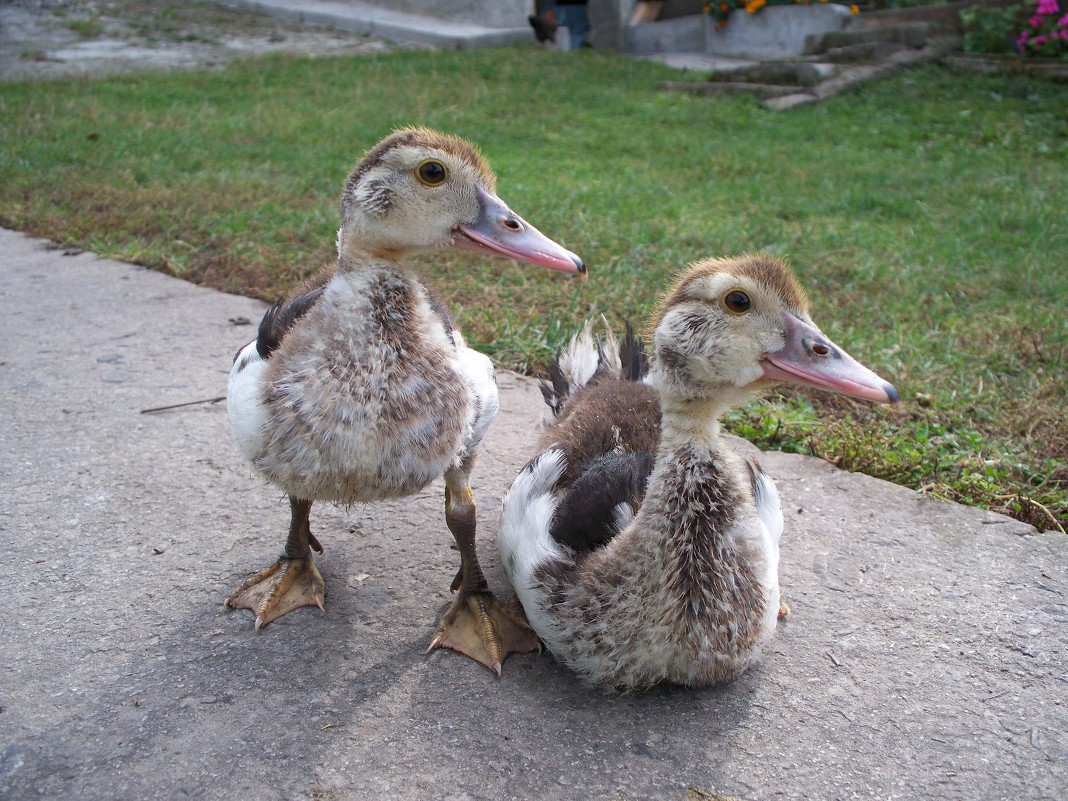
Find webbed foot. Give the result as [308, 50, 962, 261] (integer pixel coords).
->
[225, 556, 325, 630]
[427, 590, 541, 676]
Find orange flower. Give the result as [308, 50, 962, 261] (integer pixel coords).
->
[850, 3, 859, 12]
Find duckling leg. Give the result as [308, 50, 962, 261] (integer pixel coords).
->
[226, 497, 326, 630]
[427, 460, 540, 675]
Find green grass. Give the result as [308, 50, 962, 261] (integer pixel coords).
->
[0, 47, 1065, 530]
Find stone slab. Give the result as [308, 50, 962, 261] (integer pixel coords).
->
[1, 228, 1066, 800]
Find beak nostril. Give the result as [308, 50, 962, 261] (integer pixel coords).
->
[503, 217, 521, 231]
[812, 343, 830, 356]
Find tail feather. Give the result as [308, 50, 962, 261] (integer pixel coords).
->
[620, 322, 648, 382]
[539, 360, 571, 417]
[540, 317, 626, 416]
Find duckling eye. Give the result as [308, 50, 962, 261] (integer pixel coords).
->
[416, 160, 447, 186]
[721, 289, 751, 315]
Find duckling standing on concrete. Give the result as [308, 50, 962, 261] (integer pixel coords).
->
[500, 254, 897, 690]
[226, 127, 584, 674]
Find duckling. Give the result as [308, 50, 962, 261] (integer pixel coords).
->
[499, 254, 897, 690]
[226, 127, 584, 675]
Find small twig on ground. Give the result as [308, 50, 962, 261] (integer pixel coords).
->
[140, 396, 225, 414]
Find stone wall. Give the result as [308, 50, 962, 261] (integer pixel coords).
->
[356, 0, 529, 29]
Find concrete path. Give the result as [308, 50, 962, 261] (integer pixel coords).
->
[1, 227, 1065, 800]
[219, 0, 530, 49]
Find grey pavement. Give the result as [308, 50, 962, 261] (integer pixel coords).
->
[1, 226, 1066, 801]
[218, 0, 531, 49]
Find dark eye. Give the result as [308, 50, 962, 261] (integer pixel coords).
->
[722, 289, 751, 314]
[416, 160, 447, 186]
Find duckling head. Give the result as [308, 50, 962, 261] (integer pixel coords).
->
[648, 254, 899, 410]
[337, 127, 584, 275]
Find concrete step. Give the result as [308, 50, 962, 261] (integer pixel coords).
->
[804, 20, 932, 55]
[813, 40, 912, 64]
[766, 38, 954, 109]
[660, 36, 955, 110]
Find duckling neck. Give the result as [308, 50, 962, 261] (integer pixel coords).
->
[338, 246, 407, 271]
[641, 389, 753, 551]
[657, 394, 729, 452]
[630, 392, 767, 649]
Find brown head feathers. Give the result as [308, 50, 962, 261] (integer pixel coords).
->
[648, 253, 810, 337]
[342, 126, 494, 206]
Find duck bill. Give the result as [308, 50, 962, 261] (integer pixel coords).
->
[454, 185, 586, 276]
[761, 312, 900, 404]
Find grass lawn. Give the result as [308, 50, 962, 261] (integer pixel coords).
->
[1, 46, 1065, 530]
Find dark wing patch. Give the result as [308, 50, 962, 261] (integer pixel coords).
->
[255, 285, 326, 359]
[550, 450, 655, 554]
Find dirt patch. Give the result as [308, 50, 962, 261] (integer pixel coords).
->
[0, 0, 397, 80]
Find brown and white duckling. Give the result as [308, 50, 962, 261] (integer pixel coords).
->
[499, 254, 897, 690]
[226, 127, 584, 674]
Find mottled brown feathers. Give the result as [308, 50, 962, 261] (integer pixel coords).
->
[259, 268, 467, 504]
[538, 380, 661, 488]
[648, 254, 809, 338]
[342, 126, 494, 212]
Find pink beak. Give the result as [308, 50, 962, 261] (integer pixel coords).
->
[761, 311, 899, 404]
[453, 185, 585, 276]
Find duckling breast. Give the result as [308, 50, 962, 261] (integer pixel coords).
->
[254, 268, 469, 504]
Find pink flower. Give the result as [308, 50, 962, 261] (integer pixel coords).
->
[1034, 34, 1048, 44]
[1030, 15, 1042, 26]
[1058, 12, 1068, 25]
